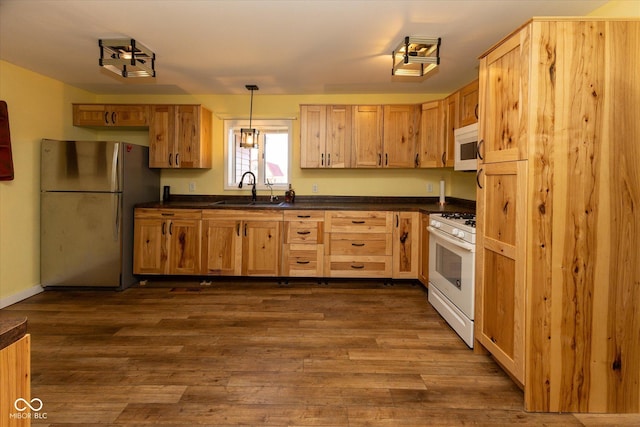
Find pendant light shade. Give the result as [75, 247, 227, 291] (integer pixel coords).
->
[240, 85, 259, 149]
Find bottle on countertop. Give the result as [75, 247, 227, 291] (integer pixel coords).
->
[285, 184, 295, 203]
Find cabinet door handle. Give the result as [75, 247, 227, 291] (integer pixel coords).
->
[378, 153, 382, 166]
[321, 153, 324, 166]
[175, 153, 179, 167]
[476, 168, 483, 189]
[244, 223, 247, 237]
[351, 243, 365, 247]
[162, 222, 166, 235]
[396, 214, 399, 227]
[104, 112, 109, 125]
[296, 260, 310, 265]
[236, 223, 240, 236]
[474, 104, 479, 119]
[350, 264, 365, 269]
[169, 153, 173, 166]
[111, 112, 116, 124]
[415, 153, 419, 168]
[476, 139, 484, 161]
[297, 230, 311, 235]
[385, 153, 388, 166]
[441, 152, 446, 166]
[327, 153, 331, 166]
[169, 222, 173, 235]
[352, 220, 365, 224]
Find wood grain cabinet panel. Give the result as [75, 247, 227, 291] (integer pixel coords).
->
[418, 213, 430, 285]
[418, 100, 444, 168]
[476, 18, 640, 414]
[73, 104, 149, 127]
[300, 105, 352, 168]
[202, 210, 283, 277]
[383, 105, 420, 168]
[282, 210, 324, 277]
[0, 334, 31, 427]
[133, 209, 201, 275]
[324, 211, 393, 278]
[458, 79, 479, 127]
[392, 211, 420, 279]
[148, 104, 212, 169]
[351, 105, 383, 168]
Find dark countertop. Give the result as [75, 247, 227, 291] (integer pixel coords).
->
[137, 195, 476, 214]
[0, 316, 27, 351]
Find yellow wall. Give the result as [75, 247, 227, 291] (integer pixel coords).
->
[0, 61, 97, 303]
[590, 0, 640, 15]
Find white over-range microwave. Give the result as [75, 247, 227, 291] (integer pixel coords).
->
[454, 122, 478, 171]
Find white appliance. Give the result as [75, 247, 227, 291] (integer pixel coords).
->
[40, 139, 160, 289]
[454, 122, 478, 171]
[427, 212, 476, 347]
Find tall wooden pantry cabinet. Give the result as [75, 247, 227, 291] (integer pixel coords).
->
[475, 18, 640, 413]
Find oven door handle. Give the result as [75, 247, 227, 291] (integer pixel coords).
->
[427, 226, 476, 252]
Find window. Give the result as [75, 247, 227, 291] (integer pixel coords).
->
[224, 119, 292, 190]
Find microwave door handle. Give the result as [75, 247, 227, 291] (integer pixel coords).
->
[427, 226, 475, 252]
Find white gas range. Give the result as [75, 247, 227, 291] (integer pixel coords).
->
[427, 212, 477, 348]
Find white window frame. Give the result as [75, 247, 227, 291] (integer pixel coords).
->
[223, 119, 292, 191]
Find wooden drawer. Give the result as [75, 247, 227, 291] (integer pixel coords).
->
[327, 232, 391, 256]
[284, 210, 325, 221]
[325, 255, 392, 278]
[286, 221, 323, 244]
[325, 211, 392, 233]
[283, 243, 323, 277]
[135, 208, 201, 220]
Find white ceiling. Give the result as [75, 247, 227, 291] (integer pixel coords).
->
[0, 0, 608, 95]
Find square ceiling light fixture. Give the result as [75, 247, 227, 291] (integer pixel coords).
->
[99, 38, 155, 78]
[392, 36, 441, 77]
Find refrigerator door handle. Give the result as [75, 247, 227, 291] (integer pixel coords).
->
[111, 143, 120, 192]
[113, 193, 121, 241]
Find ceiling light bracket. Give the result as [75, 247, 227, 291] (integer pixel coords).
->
[392, 36, 441, 77]
[99, 38, 156, 78]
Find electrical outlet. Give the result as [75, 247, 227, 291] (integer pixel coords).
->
[189, 182, 196, 193]
[427, 183, 433, 193]
[312, 183, 318, 193]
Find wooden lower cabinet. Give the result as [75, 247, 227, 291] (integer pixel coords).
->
[475, 161, 527, 385]
[133, 209, 201, 275]
[282, 211, 324, 277]
[324, 211, 393, 278]
[392, 211, 420, 279]
[202, 210, 282, 277]
[418, 213, 430, 285]
[0, 334, 31, 427]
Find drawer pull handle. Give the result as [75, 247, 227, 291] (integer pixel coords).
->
[350, 264, 365, 269]
[161, 213, 175, 216]
[297, 215, 311, 218]
[351, 243, 365, 247]
[352, 220, 365, 224]
[297, 230, 311, 235]
[296, 260, 310, 265]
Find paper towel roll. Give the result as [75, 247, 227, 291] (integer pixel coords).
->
[439, 179, 445, 205]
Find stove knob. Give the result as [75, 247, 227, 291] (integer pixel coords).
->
[430, 220, 441, 228]
[457, 230, 465, 239]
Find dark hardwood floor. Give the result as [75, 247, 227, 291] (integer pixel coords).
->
[4, 280, 640, 426]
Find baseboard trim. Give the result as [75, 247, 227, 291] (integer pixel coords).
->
[0, 284, 44, 309]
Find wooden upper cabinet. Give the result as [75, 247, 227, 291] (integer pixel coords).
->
[148, 104, 212, 169]
[458, 79, 479, 127]
[383, 104, 420, 168]
[300, 105, 326, 168]
[351, 105, 383, 168]
[300, 105, 352, 168]
[479, 26, 529, 164]
[73, 104, 149, 127]
[443, 92, 459, 167]
[418, 100, 444, 168]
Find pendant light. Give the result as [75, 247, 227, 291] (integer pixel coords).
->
[240, 85, 259, 149]
[392, 36, 441, 77]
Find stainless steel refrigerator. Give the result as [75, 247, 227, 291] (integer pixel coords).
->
[40, 139, 160, 289]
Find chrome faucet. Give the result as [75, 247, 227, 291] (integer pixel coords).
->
[238, 171, 257, 202]
[266, 179, 278, 203]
